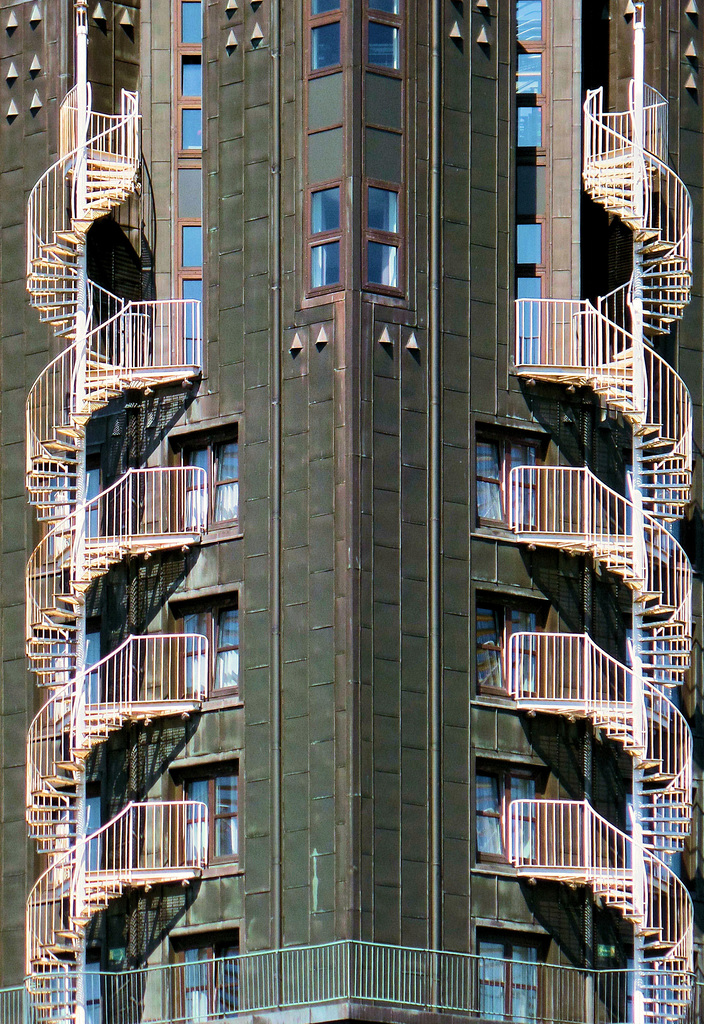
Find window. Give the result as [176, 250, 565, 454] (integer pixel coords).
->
[311, 21, 341, 70]
[476, 601, 539, 694]
[176, 0, 203, 325]
[368, 21, 399, 68]
[184, 768, 239, 862]
[476, 767, 537, 861]
[85, 956, 102, 1024]
[175, 935, 240, 1021]
[309, 185, 342, 290]
[365, 184, 401, 291]
[476, 436, 538, 524]
[515, 0, 547, 299]
[182, 600, 240, 696]
[184, 435, 239, 525]
[478, 934, 540, 1023]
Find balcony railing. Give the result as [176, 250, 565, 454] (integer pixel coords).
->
[26, 801, 207, 1023]
[507, 631, 692, 854]
[4, 942, 701, 1024]
[26, 467, 208, 684]
[508, 800, 692, 1024]
[26, 634, 208, 852]
[508, 465, 692, 683]
[26, 296, 202, 516]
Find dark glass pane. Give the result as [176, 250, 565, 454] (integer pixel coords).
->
[311, 22, 340, 70]
[368, 22, 399, 68]
[178, 168, 202, 219]
[181, 0, 202, 43]
[312, 0, 339, 10]
[516, 165, 545, 217]
[368, 187, 398, 232]
[517, 106, 541, 147]
[370, 0, 399, 10]
[311, 186, 340, 233]
[516, 53, 541, 94]
[516, 0, 542, 40]
[311, 241, 340, 287]
[367, 241, 398, 287]
[182, 107, 202, 149]
[182, 56, 202, 97]
[182, 225, 203, 267]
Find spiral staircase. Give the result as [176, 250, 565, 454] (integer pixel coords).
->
[24, 71, 210, 1024]
[508, 33, 694, 1024]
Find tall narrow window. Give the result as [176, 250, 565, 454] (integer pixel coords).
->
[184, 768, 239, 862]
[515, 0, 547, 297]
[176, 0, 203, 314]
[478, 935, 540, 1023]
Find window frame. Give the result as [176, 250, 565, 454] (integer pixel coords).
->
[477, 930, 542, 1022]
[173, 931, 241, 1020]
[475, 597, 544, 697]
[181, 431, 240, 529]
[475, 433, 541, 527]
[475, 764, 540, 864]
[363, 178, 403, 294]
[183, 764, 240, 864]
[307, 179, 344, 293]
[179, 596, 241, 699]
[308, 4, 343, 78]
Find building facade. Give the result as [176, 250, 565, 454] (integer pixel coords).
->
[0, 0, 702, 1022]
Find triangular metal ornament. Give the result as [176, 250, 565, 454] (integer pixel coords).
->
[92, 2, 107, 21]
[30, 54, 41, 75]
[289, 332, 304, 354]
[450, 21, 463, 39]
[6, 98, 18, 120]
[685, 39, 698, 58]
[315, 325, 329, 350]
[250, 20, 263, 45]
[476, 0, 490, 8]
[6, 62, 18, 83]
[378, 326, 393, 350]
[476, 25, 489, 45]
[226, 29, 238, 51]
[226, 0, 238, 10]
[685, 0, 698, 16]
[29, 3, 42, 23]
[684, 72, 698, 93]
[624, 0, 636, 16]
[29, 90, 42, 111]
[119, 8, 134, 27]
[406, 333, 419, 351]
[6, 11, 18, 31]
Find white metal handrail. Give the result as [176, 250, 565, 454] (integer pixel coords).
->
[508, 632, 692, 853]
[27, 88, 140, 332]
[508, 800, 693, 1024]
[26, 801, 207, 1011]
[26, 467, 208, 681]
[26, 298, 202, 515]
[26, 634, 208, 851]
[508, 465, 692, 669]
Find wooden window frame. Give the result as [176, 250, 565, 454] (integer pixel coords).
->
[179, 596, 241, 699]
[172, 930, 240, 1019]
[477, 930, 543, 1021]
[183, 764, 240, 864]
[182, 431, 240, 529]
[475, 765, 539, 864]
[307, 180, 344, 294]
[308, 5, 343, 78]
[475, 433, 541, 526]
[475, 597, 544, 696]
[363, 178, 403, 295]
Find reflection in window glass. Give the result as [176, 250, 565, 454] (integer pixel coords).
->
[312, 0, 339, 10]
[476, 444, 502, 522]
[214, 442, 239, 523]
[182, 225, 203, 267]
[215, 608, 239, 690]
[182, 279, 203, 363]
[185, 779, 209, 862]
[181, 0, 202, 43]
[516, 165, 545, 217]
[311, 187, 340, 233]
[476, 775, 502, 856]
[517, 277, 541, 299]
[370, 0, 399, 10]
[182, 56, 202, 97]
[214, 774, 239, 857]
[368, 187, 398, 233]
[517, 106, 541, 147]
[368, 22, 399, 68]
[516, 0, 542, 40]
[312, 240, 340, 287]
[182, 107, 202, 149]
[516, 53, 541, 94]
[517, 223, 542, 264]
[368, 241, 398, 287]
[311, 22, 341, 70]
